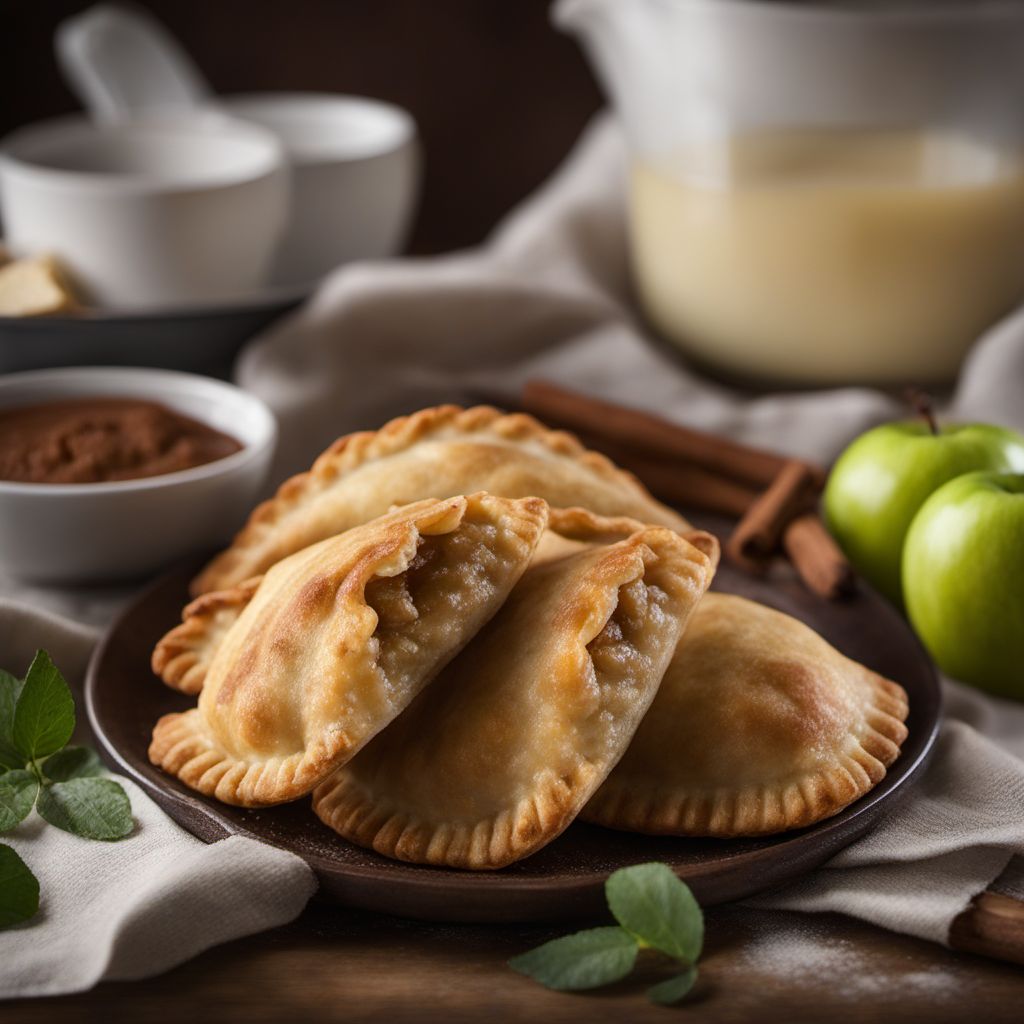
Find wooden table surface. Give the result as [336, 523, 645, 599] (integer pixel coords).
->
[7, 901, 1023, 1023]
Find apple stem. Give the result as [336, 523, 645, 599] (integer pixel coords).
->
[907, 388, 939, 435]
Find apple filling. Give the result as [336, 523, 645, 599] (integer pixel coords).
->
[585, 575, 675, 750]
[363, 518, 510, 696]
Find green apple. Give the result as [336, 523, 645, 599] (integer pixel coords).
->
[823, 422, 1024, 606]
[903, 472, 1024, 698]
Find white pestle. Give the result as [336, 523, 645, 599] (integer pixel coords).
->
[56, 3, 212, 124]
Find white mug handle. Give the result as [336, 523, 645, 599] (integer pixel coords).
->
[55, 3, 213, 123]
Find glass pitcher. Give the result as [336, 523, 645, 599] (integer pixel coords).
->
[555, 0, 1024, 386]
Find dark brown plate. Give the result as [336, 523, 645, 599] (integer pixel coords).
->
[85, 521, 940, 924]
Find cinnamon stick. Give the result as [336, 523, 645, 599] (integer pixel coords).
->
[512, 380, 853, 600]
[572, 431, 757, 518]
[578, 430, 852, 597]
[783, 513, 856, 600]
[726, 460, 820, 570]
[522, 379, 827, 490]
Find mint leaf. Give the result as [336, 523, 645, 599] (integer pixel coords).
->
[606, 863, 703, 964]
[0, 843, 39, 928]
[648, 966, 698, 1005]
[12, 651, 75, 761]
[42, 746, 104, 782]
[37, 777, 132, 840]
[0, 770, 38, 832]
[0, 669, 24, 769]
[509, 863, 707, 1006]
[509, 927, 638, 991]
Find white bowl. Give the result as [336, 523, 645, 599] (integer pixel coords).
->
[0, 367, 276, 583]
[0, 113, 288, 309]
[218, 93, 420, 286]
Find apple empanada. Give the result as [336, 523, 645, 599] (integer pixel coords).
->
[583, 593, 910, 837]
[148, 494, 549, 807]
[153, 580, 261, 695]
[192, 405, 689, 595]
[312, 515, 715, 869]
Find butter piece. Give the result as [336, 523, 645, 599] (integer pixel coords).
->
[0, 254, 82, 317]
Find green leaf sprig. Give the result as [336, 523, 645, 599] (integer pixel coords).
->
[0, 650, 133, 929]
[510, 862, 704, 1006]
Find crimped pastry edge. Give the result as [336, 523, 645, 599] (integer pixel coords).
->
[581, 671, 910, 838]
[192, 404, 688, 595]
[547, 505, 720, 570]
[312, 762, 598, 871]
[149, 708, 345, 808]
[151, 578, 261, 694]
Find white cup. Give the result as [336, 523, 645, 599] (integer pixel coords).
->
[0, 112, 288, 309]
[219, 93, 420, 286]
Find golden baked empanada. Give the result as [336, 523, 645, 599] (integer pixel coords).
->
[149, 494, 549, 807]
[583, 593, 909, 837]
[312, 515, 714, 869]
[153, 580, 260, 695]
[193, 405, 689, 594]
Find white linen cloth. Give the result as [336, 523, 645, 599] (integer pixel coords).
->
[2, 114, 1023, 996]
[0, 603, 316, 999]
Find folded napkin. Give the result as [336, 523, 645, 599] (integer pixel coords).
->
[2, 114, 1023, 997]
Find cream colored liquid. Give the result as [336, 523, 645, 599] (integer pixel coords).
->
[630, 130, 1024, 384]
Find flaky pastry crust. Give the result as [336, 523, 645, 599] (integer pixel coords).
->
[152, 579, 260, 695]
[192, 405, 690, 595]
[149, 494, 549, 807]
[582, 593, 910, 837]
[312, 517, 715, 869]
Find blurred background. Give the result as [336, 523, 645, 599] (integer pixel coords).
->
[1, 0, 602, 254]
